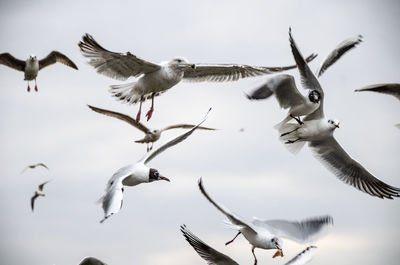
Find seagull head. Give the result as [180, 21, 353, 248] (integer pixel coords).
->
[149, 168, 170, 182]
[29, 54, 37, 61]
[271, 237, 284, 258]
[308, 90, 321, 103]
[170, 57, 196, 70]
[327, 119, 340, 129]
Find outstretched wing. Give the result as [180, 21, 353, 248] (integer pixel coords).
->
[181, 225, 239, 265]
[285, 246, 317, 265]
[289, 28, 325, 121]
[79, 33, 160, 80]
[309, 136, 400, 199]
[100, 179, 124, 223]
[183, 54, 317, 82]
[36, 163, 49, 170]
[38, 180, 51, 191]
[88, 105, 150, 133]
[317, 35, 363, 77]
[0, 53, 25, 72]
[252, 215, 333, 243]
[39, 51, 78, 70]
[140, 108, 211, 164]
[246, 74, 307, 110]
[162, 124, 216, 132]
[355, 83, 400, 100]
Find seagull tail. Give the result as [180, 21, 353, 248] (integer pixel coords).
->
[109, 82, 142, 105]
[274, 115, 293, 130]
[278, 123, 305, 155]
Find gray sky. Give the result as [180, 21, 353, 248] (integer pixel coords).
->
[0, 0, 399, 264]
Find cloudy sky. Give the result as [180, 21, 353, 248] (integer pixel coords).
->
[0, 0, 399, 264]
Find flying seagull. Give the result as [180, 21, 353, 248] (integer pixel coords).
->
[21, 163, 49, 174]
[278, 28, 400, 199]
[316, 35, 363, 77]
[79, 33, 317, 122]
[0, 51, 78, 92]
[198, 178, 332, 265]
[99, 109, 211, 223]
[88, 104, 216, 151]
[181, 224, 318, 265]
[78, 257, 107, 265]
[355, 83, 400, 100]
[31, 180, 51, 212]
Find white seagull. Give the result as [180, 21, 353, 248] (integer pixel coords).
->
[79, 33, 317, 122]
[88, 104, 216, 151]
[181, 224, 318, 265]
[21, 163, 49, 174]
[279, 29, 400, 199]
[198, 178, 333, 265]
[31, 180, 51, 212]
[0, 51, 78, 91]
[99, 109, 211, 223]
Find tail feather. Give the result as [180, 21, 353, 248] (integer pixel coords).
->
[278, 123, 305, 155]
[274, 115, 293, 130]
[109, 82, 142, 104]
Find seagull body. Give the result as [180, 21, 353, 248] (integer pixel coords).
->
[0, 51, 78, 91]
[279, 29, 400, 199]
[88, 105, 215, 151]
[30, 180, 51, 212]
[198, 178, 332, 265]
[21, 163, 49, 174]
[355, 83, 400, 100]
[99, 109, 211, 223]
[79, 33, 317, 122]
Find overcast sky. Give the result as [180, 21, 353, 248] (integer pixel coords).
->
[0, 0, 399, 265]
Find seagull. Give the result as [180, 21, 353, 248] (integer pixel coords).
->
[245, 35, 362, 129]
[316, 35, 363, 77]
[79, 33, 317, 122]
[355, 83, 400, 100]
[88, 104, 216, 151]
[0, 51, 78, 92]
[198, 178, 333, 265]
[181, 224, 318, 265]
[285, 246, 317, 265]
[31, 180, 51, 212]
[99, 109, 211, 223]
[21, 163, 49, 174]
[278, 28, 400, 199]
[78, 257, 107, 265]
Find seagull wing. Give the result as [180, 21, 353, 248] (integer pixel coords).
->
[36, 163, 49, 170]
[289, 28, 325, 121]
[30, 192, 44, 212]
[285, 246, 317, 265]
[355, 83, 400, 100]
[309, 136, 400, 199]
[182, 54, 317, 82]
[199, 178, 257, 234]
[140, 108, 211, 164]
[79, 33, 160, 81]
[181, 225, 239, 265]
[39, 51, 78, 70]
[78, 257, 107, 265]
[161, 124, 216, 132]
[246, 74, 307, 109]
[100, 179, 124, 223]
[317, 35, 363, 77]
[38, 180, 51, 191]
[88, 105, 150, 133]
[0, 53, 25, 72]
[252, 215, 333, 243]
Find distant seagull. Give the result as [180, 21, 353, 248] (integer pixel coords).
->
[285, 246, 317, 265]
[198, 178, 332, 265]
[99, 109, 211, 223]
[78, 257, 107, 265]
[21, 163, 49, 174]
[0, 51, 78, 91]
[79, 33, 317, 122]
[355, 83, 400, 100]
[316, 35, 363, 77]
[88, 105, 216, 151]
[278, 29, 400, 199]
[31, 180, 51, 212]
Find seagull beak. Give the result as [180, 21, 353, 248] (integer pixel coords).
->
[272, 249, 283, 258]
[159, 176, 170, 182]
[335, 124, 340, 128]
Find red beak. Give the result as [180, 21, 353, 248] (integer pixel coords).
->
[160, 176, 170, 182]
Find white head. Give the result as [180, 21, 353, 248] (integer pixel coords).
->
[271, 237, 284, 258]
[327, 119, 340, 130]
[169, 57, 196, 71]
[29, 54, 37, 61]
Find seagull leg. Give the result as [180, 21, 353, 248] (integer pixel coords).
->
[27, 82, 31, 92]
[225, 231, 241, 245]
[280, 127, 300, 137]
[145, 93, 155, 121]
[285, 138, 301, 144]
[136, 96, 144, 123]
[34, 79, 38, 92]
[290, 114, 303, 125]
[251, 246, 258, 265]
[150, 142, 154, 151]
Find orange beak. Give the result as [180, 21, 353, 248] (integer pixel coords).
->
[272, 249, 283, 258]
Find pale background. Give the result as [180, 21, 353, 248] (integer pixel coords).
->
[0, 0, 399, 264]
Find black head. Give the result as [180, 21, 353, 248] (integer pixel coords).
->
[149, 168, 170, 182]
[308, 90, 321, 103]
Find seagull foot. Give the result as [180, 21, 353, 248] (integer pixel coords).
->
[145, 108, 153, 121]
[34, 85, 38, 92]
[290, 115, 304, 125]
[27, 84, 31, 92]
